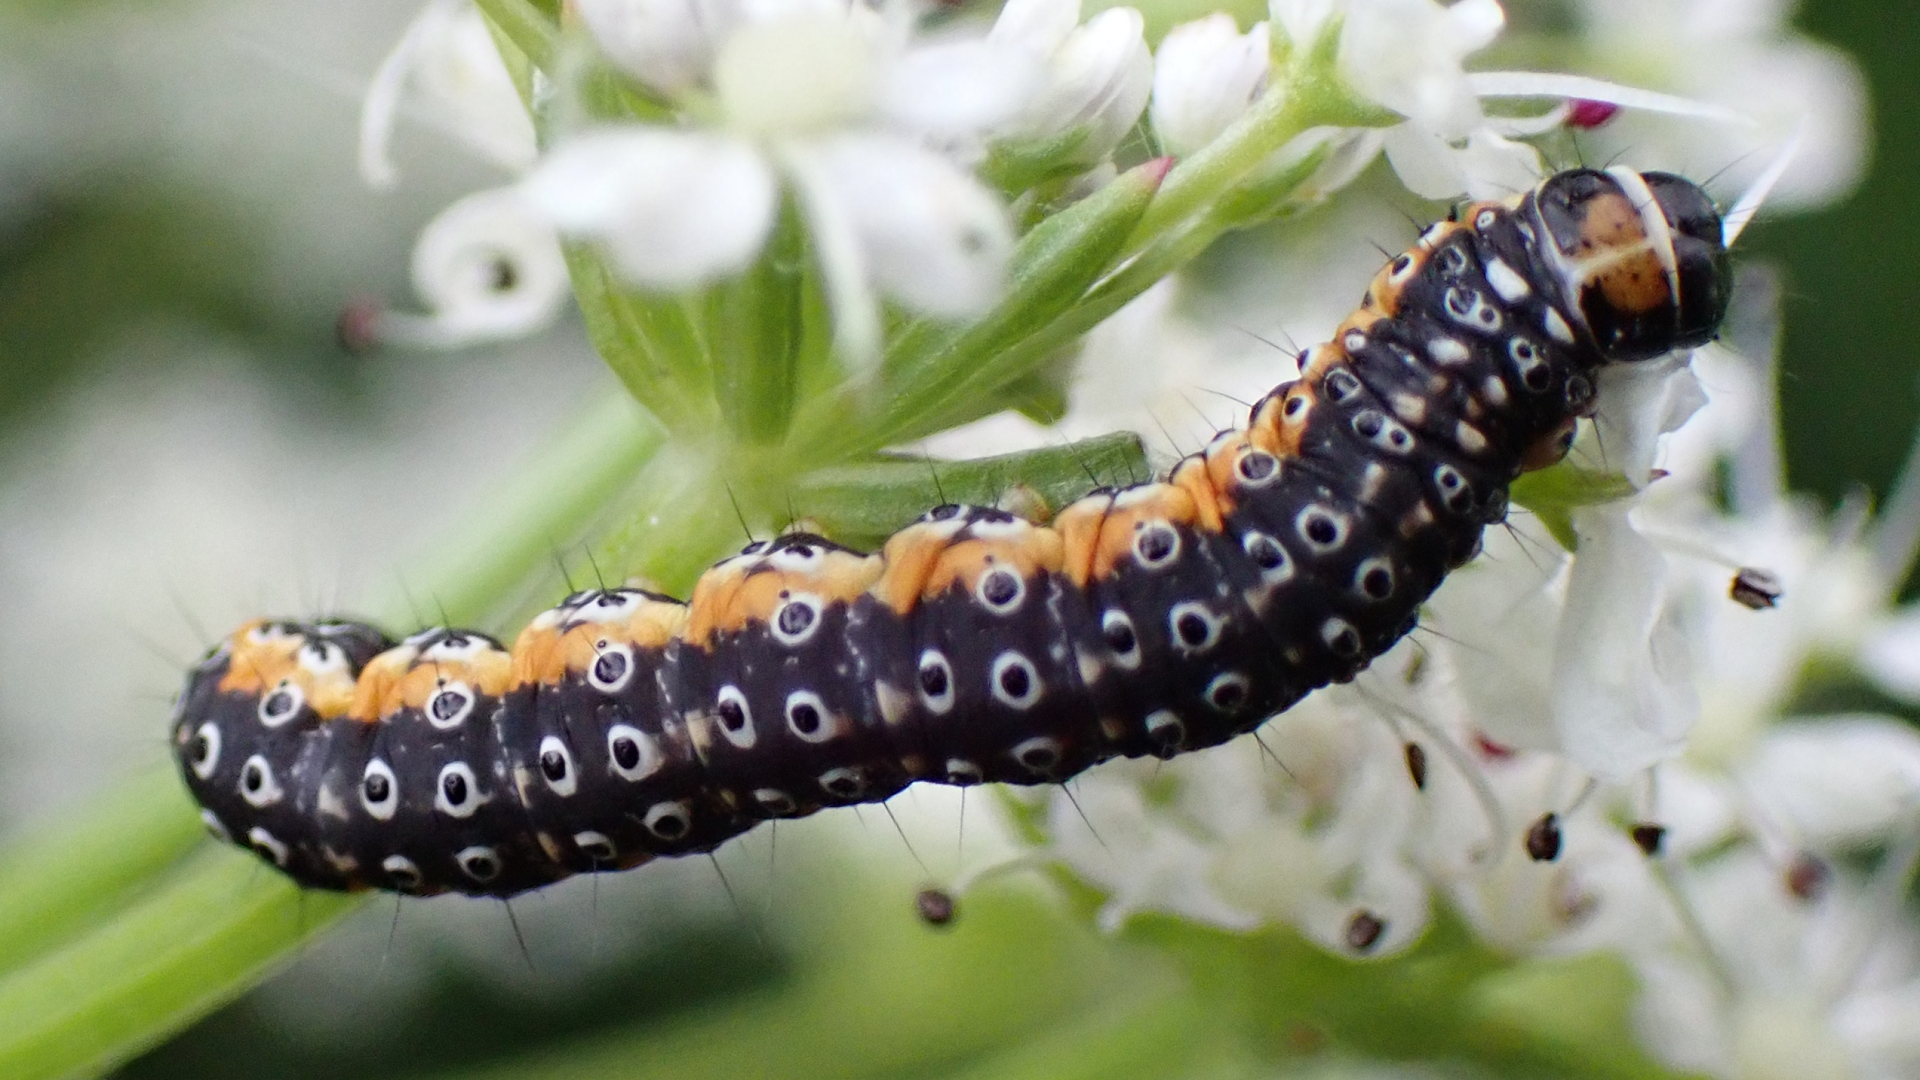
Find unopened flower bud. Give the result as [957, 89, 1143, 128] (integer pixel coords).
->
[995, 0, 1152, 167]
[1150, 15, 1270, 157]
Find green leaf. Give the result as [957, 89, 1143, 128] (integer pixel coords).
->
[471, 0, 557, 74]
[706, 197, 808, 445]
[804, 157, 1171, 459]
[791, 432, 1150, 547]
[0, 849, 362, 1080]
[0, 768, 202, 978]
[1509, 464, 1637, 553]
[563, 247, 718, 437]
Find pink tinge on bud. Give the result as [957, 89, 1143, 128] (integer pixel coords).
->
[1566, 99, 1622, 130]
[336, 296, 385, 355]
[1139, 155, 1178, 186]
[1472, 731, 1516, 761]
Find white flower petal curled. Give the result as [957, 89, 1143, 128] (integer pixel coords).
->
[575, 0, 739, 96]
[1150, 15, 1270, 158]
[1589, 356, 1709, 489]
[1552, 502, 1697, 780]
[360, 0, 536, 188]
[377, 187, 570, 349]
[809, 134, 1014, 319]
[521, 130, 778, 289]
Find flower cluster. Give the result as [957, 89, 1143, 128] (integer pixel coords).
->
[1022, 274, 1920, 1077]
[339, 0, 1885, 1072]
[350, 0, 1838, 366]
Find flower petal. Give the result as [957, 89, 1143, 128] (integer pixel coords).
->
[377, 186, 570, 348]
[1023, 6, 1154, 160]
[1468, 71, 1751, 126]
[1589, 355, 1707, 488]
[880, 38, 1045, 144]
[576, 0, 738, 96]
[1862, 608, 1920, 703]
[1380, 123, 1466, 200]
[810, 133, 1015, 319]
[1150, 15, 1271, 158]
[359, 0, 535, 186]
[521, 130, 778, 289]
[1453, 129, 1544, 200]
[1340, 0, 1504, 138]
[359, 0, 458, 190]
[1552, 502, 1697, 780]
[988, 0, 1082, 58]
[1741, 717, 1920, 846]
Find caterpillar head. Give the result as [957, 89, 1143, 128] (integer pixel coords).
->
[1533, 168, 1732, 363]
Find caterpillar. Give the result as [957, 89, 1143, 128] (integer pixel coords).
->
[173, 168, 1732, 898]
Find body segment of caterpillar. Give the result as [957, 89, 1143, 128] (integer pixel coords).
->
[174, 168, 1732, 897]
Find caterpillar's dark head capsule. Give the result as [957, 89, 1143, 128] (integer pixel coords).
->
[1533, 168, 1731, 363]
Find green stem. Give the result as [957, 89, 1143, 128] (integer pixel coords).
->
[0, 391, 669, 1080]
[1123, 63, 1392, 258]
[0, 853, 360, 1080]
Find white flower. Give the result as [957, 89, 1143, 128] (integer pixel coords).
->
[1047, 688, 1436, 956]
[1625, 718, 1920, 1079]
[575, 0, 737, 97]
[1551, 502, 1699, 779]
[536, 0, 1043, 364]
[353, 187, 572, 350]
[359, 0, 538, 189]
[1741, 718, 1920, 849]
[1331, 0, 1505, 139]
[523, 131, 777, 289]
[990, 0, 1153, 166]
[1150, 15, 1270, 157]
[1862, 610, 1920, 704]
[1569, 0, 1870, 213]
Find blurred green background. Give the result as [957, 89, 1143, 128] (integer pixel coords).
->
[0, 0, 1910, 1078]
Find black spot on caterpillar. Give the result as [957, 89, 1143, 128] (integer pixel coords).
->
[173, 168, 1732, 897]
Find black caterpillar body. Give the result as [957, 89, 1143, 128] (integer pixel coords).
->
[173, 169, 1732, 897]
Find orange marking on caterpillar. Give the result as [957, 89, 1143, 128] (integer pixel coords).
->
[512, 597, 688, 684]
[1055, 492, 1117, 588]
[217, 622, 359, 719]
[1248, 383, 1314, 459]
[1168, 456, 1226, 532]
[918, 530, 1064, 599]
[1565, 191, 1670, 316]
[1060, 483, 1201, 582]
[683, 549, 881, 642]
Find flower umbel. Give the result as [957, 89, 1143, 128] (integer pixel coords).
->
[524, 0, 1066, 366]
